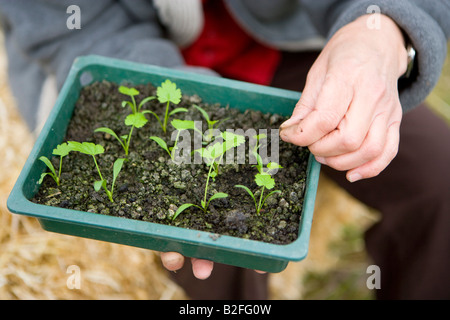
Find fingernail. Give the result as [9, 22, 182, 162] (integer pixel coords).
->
[280, 119, 289, 128]
[161, 252, 183, 270]
[280, 115, 303, 129]
[279, 130, 290, 143]
[348, 173, 362, 183]
[280, 119, 293, 129]
[315, 156, 326, 164]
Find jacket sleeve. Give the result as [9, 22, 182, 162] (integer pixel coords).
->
[302, 0, 450, 112]
[0, 0, 188, 86]
[0, 0, 188, 130]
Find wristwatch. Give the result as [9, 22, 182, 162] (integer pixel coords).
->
[403, 42, 416, 79]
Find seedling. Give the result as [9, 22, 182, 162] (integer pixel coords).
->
[119, 85, 155, 115]
[146, 80, 187, 133]
[95, 112, 147, 156]
[252, 148, 282, 177]
[173, 132, 245, 220]
[196, 131, 246, 180]
[236, 139, 283, 215]
[149, 119, 201, 161]
[235, 171, 282, 215]
[193, 104, 228, 143]
[250, 133, 267, 173]
[38, 142, 72, 186]
[95, 86, 155, 156]
[68, 141, 125, 202]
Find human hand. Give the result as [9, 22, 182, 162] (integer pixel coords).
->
[160, 252, 267, 279]
[280, 14, 408, 182]
[160, 252, 214, 280]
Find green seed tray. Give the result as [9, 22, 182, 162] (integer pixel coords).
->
[7, 55, 320, 273]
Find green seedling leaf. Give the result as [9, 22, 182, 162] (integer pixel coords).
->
[95, 127, 129, 155]
[94, 180, 104, 192]
[119, 85, 139, 96]
[38, 172, 53, 185]
[113, 158, 125, 180]
[68, 141, 104, 156]
[39, 145, 69, 186]
[149, 136, 168, 151]
[235, 185, 257, 207]
[149, 136, 171, 157]
[207, 192, 228, 207]
[209, 192, 228, 202]
[253, 152, 264, 174]
[194, 104, 229, 143]
[157, 79, 182, 104]
[222, 131, 245, 152]
[210, 142, 226, 159]
[95, 127, 121, 142]
[53, 142, 72, 157]
[266, 162, 283, 175]
[173, 203, 195, 220]
[142, 110, 160, 120]
[261, 190, 281, 208]
[197, 142, 225, 164]
[222, 131, 245, 146]
[122, 100, 134, 110]
[112, 158, 125, 194]
[171, 119, 196, 131]
[255, 173, 275, 190]
[169, 107, 188, 116]
[39, 156, 57, 177]
[252, 133, 267, 152]
[138, 96, 156, 111]
[194, 105, 211, 123]
[125, 112, 148, 128]
[142, 110, 163, 126]
[253, 133, 267, 141]
[171, 118, 203, 137]
[267, 162, 283, 170]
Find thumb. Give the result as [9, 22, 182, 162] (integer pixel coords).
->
[191, 258, 214, 280]
[280, 76, 319, 129]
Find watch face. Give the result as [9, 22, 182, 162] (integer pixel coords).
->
[405, 44, 416, 78]
[407, 44, 416, 63]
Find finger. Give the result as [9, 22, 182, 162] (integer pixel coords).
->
[160, 252, 185, 271]
[280, 73, 353, 147]
[191, 258, 214, 280]
[279, 98, 314, 129]
[280, 72, 322, 129]
[314, 112, 389, 171]
[308, 79, 387, 157]
[346, 119, 401, 182]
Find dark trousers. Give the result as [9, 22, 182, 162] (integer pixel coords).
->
[170, 51, 450, 300]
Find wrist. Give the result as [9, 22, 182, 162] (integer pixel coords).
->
[353, 14, 409, 77]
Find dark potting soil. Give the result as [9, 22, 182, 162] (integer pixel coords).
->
[32, 80, 310, 245]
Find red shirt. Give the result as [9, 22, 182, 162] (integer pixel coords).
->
[181, 0, 281, 85]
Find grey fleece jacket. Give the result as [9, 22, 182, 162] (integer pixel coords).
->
[0, 0, 449, 131]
